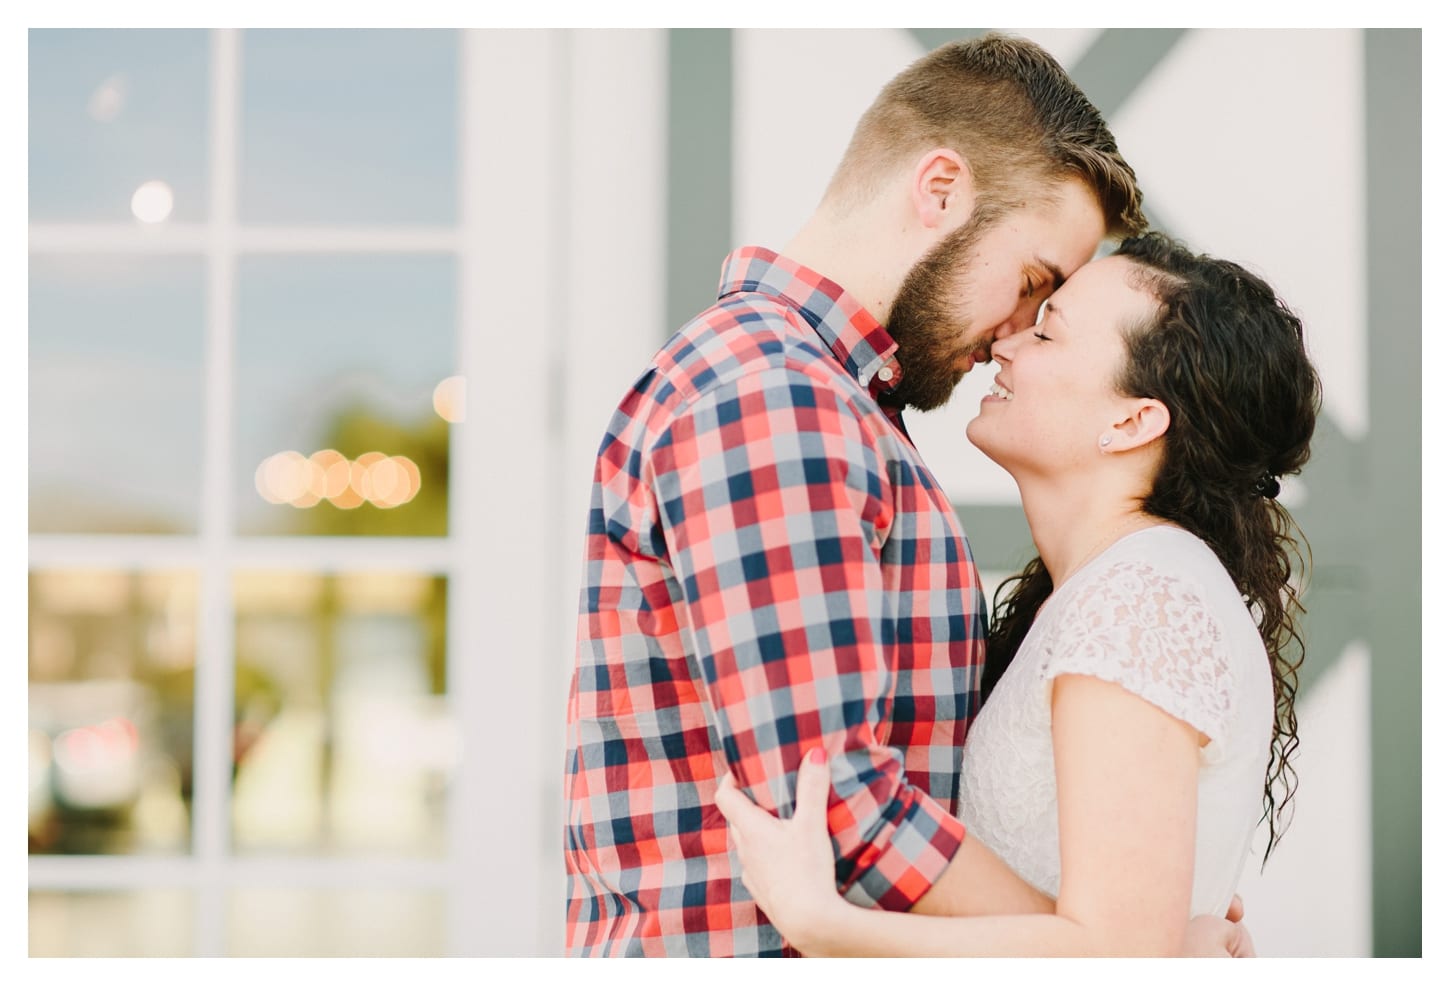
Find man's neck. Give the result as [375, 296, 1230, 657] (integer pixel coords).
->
[781, 208, 918, 326]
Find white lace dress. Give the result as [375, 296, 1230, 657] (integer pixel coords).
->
[958, 525, 1273, 918]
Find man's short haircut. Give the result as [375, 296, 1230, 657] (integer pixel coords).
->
[828, 33, 1146, 238]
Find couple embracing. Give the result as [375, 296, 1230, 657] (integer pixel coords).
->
[564, 33, 1318, 958]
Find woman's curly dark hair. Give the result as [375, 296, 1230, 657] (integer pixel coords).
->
[981, 231, 1321, 864]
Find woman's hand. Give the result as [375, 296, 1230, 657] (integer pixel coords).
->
[1181, 896, 1257, 957]
[713, 747, 852, 954]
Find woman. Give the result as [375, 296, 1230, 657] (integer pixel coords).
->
[714, 232, 1320, 957]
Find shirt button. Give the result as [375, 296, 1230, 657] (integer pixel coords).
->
[858, 371, 871, 386]
[878, 367, 894, 382]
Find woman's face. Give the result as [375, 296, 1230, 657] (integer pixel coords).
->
[965, 255, 1160, 478]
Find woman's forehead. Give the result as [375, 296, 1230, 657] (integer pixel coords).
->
[1053, 255, 1150, 323]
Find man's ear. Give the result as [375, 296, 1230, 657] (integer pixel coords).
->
[911, 148, 976, 230]
[1104, 398, 1171, 452]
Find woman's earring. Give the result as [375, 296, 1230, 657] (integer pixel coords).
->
[1098, 434, 1112, 452]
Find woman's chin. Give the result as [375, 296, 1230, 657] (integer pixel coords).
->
[965, 419, 991, 454]
[967, 422, 1027, 479]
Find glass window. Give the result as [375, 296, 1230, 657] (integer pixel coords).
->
[29, 26, 473, 959]
[30, 255, 207, 535]
[29, 570, 198, 856]
[29, 29, 210, 224]
[232, 571, 451, 856]
[239, 29, 459, 225]
[30, 890, 195, 957]
[233, 254, 455, 537]
[228, 889, 446, 956]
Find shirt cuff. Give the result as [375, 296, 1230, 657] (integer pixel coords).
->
[838, 784, 966, 912]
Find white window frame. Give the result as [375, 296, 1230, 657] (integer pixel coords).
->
[28, 27, 667, 958]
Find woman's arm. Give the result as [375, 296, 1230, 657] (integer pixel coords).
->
[907, 821, 1057, 917]
[715, 673, 1205, 956]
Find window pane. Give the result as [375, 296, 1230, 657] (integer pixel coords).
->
[29, 570, 197, 856]
[240, 29, 458, 224]
[228, 889, 446, 956]
[30, 890, 195, 957]
[30, 254, 206, 534]
[232, 571, 451, 856]
[29, 29, 209, 224]
[234, 254, 455, 537]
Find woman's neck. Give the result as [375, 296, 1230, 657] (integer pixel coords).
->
[1017, 478, 1158, 589]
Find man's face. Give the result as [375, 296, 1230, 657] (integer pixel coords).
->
[883, 179, 1107, 412]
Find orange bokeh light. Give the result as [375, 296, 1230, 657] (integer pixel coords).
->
[258, 449, 423, 510]
[433, 375, 466, 423]
[368, 458, 405, 507]
[308, 449, 350, 499]
[328, 485, 365, 510]
[349, 452, 388, 501]
[256, 451, 310, 505]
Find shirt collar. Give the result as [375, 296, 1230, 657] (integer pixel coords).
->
[717, 246, 903, 401]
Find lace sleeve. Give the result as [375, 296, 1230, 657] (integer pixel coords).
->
[1038, 559, 1235, 753]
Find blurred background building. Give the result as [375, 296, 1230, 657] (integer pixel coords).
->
[26, 27, 1420, 957]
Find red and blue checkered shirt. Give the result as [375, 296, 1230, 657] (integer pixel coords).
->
[564, 246, 986, 956]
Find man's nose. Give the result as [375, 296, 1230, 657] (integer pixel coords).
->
[993, 305, 1038, 341]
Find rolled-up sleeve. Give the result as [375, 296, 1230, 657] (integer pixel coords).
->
[649, 364, 964, 911]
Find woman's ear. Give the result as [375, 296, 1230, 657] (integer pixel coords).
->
[910, 148, 976, 230]
[1102, 398, 1170, 452]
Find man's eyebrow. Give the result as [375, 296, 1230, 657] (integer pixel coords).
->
[1038, 257, 1067, 290]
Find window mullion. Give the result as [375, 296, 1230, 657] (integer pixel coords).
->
[445, 27, 566, 958]
[191, 25, 242, 958]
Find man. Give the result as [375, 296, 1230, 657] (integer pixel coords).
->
[564, 34, 1141, 956]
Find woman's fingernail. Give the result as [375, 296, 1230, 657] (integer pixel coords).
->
[807, 747, 826, 765]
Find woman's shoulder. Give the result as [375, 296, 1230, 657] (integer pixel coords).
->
[1044, 525, 1271, 764]
[1044, 527, 1247, 643]
[1041, 527, 1256, 751]
[1058, 524, 1264, 672]
[1103, 523, 1217, 562]
[1082, 525, 1236, 601]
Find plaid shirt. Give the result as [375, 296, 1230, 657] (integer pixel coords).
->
[564, 246, 985, 956]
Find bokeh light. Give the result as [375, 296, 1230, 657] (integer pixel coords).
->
[395, 457, 421, 503]
[255, 451, 309, 505]
[307, 450, 350, 499]
[349, 452, 387, 503]
[256, 450, 422, 510]
[86, 73, 127, 123]
[368, 458, 404, 508]
[329, 485, 365, 510]
[130, 180, 175, 224]
[432, 376, 465, 423]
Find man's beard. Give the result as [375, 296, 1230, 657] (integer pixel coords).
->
[883, 211, 997, 412]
